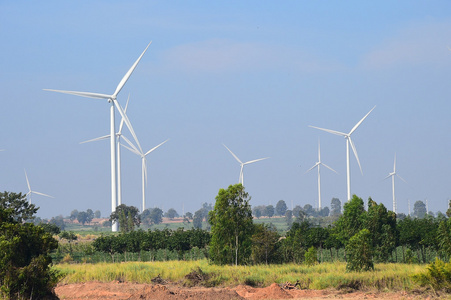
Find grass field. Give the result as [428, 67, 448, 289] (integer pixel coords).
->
[55, 259, 425, 291]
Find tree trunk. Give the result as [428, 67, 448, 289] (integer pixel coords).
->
[235, 235, 239, 266]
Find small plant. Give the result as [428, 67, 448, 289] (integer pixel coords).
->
[61, 254, 73, 263]
[304, 246, 318, 266]
[412, 258, 451, 291]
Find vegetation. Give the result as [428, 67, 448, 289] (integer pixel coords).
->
[0, 193, 61, 299]
[109, 204, 140, 232]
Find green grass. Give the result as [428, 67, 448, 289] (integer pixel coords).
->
[54, 260, 426, 291]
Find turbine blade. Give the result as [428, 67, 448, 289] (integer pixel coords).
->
[397, 174, 408, 184]
[80, 135, 110, 144]
[223, 144, 242, 164]
[143, 158, 148, 187]
[322, 163, 338, 174]
[244, 157, 270, 165]
[43, 89, 111, 100]
[349, 105, 376, 135]
[348, 137, 363, 175]
[309, 125, 347, 137]
[145, 139, 169, 156]
[121, 143, 141, 156]
[305, 163, 318, 174]
[113, 99, 143, 154]
[121, 135, 140, 153]
[393, 153, 397, 173]
[383, 174, 392, 180]
[118, 94, 130, 134]
[113, 42, 152, 97]
[24, 169, 31, 191]
[32, 191, 54, 198]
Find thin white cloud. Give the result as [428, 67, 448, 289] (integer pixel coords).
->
[360, 21, 451, 70]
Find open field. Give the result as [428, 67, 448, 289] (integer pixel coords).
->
[55, 259, 425, 291]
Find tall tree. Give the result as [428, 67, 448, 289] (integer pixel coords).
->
[209, 184, 254, 265]
[141, 207, 163, 226]
[275, 200, 288, 216]
[0, 191, 38, 222]
[110, 204, 140, 232]
[165, 208, 179, 219]
[330, 198, 342, 216]
[334, 195, 366, 247]
[265, 205, 275, 218]
[413, 200, 427, 219]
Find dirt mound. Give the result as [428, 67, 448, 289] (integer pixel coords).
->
[129, 284, 243, 300]
[236, 283, 292, 299]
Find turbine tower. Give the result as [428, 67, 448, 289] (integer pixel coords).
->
[309, 106, 375, 201]
[80, 96, 130, 206]
[305, 140, 338, 210]
[223, 144, 269, 186]
[122, 137, 168, 212]
[24, 169, 54, 204]
[383, 153, 407, 214]
[44, 42, 151, 232]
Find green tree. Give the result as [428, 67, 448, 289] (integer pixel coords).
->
[0, 198, 60, 299]
[346, 228, 374, 272]
[304, 246, 318, 266]
[193, 209, 204, 229]
[0, 191, 38, 222]
[285, 210, 293, 227]
[165, 208, 179, 219]
[86, 208, 94, 223]
[49, 215, 65, 230]
[209, 184, 254, 266]
[413, 200, 427, 219]
[69, 209, 79, 221]
[251, 224, 280, 264]
[275, 200, 287, 216]
[334, 195, 366, 247]
[94, 210, 101, 218]
[59, 230, 78, 254]
[330, 198, 341, 216]
[265, 205, 275, 218]
[141, 207, 163, 226]
[110, 204, 140, 232]
[77, 211, 88, 225]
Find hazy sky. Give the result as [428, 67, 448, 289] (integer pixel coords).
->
[1, 1, 451, 219]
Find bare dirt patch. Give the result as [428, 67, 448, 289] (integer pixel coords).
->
[55, 281, 435, 300]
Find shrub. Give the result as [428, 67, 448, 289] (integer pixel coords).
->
[304, 246, 318, 266]
[412, 258, 451, 291]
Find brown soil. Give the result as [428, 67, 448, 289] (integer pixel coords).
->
[55, 281, 436, 300]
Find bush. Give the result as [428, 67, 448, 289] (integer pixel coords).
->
[413, 258, 451, 291]
[346, 229, 374, 272]
[304, 246, 318, 266]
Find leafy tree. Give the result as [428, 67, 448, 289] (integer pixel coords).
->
[275, 200, 287, 216]
[40, 223, 61, 235]
[185, 212, 193, 219]
[265, 205, 275, 218]
[141, 207, 163, 226]
[253, 206, 262, 218]
[193, 209, 204, 229]
[94, 210, 101, 218]
[165, 208, 179, 219]
[447, 200, 451, 218]
[334, 195, 366, 247]
[303, 204, 314, 216]
[0, 191, 38, 222]
[86, 209, 94, 223]
[397, 212, 407, 220]
[346, 228, 374, 271]
[110, 204, 140, 232]
[292, 205, 302, 219]
[285, 210, 293, 227]
[319, 206, 330, 217]
[77, 211, 88, 225]
[413, 200, 427, 219]
[251, 224, 280, 264]
[209, 184, 254, 266]
[330, 198, 342, 216]
[0, 197, 60, 299]
[49, 215, 65, 230]
[304, 246, 318, 266]
[69, 209, 79, 221]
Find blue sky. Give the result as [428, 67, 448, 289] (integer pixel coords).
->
[1, 1, 451, 219]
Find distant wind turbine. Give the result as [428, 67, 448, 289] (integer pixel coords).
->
[44, 42, 151, 232]
[24, 169, 54, 204]
[309, 106, 375, 201]
[383, 153, 407, 214]
[305, 140, 338, 210]
[122, 137, 169, 212]
[223, 144, 269, 186]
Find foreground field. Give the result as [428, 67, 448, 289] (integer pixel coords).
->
[54, 260, 435, 299]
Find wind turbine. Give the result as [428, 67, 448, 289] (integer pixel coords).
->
[44, 42, 151, 232]
[122, 137, 169, 212]
[305, 140, 338, 210]
[223, 144, 269, 186]
[309, 106, 375, 201]
[383, 153, 407, 214]
[24, 170, 54, 204]
[80, 96, 130, 206]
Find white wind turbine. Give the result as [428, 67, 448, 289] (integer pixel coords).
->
[122, 138, 169, 212]
[223, 144, 269, 186]
[44, 42, 151, 232]
[309, 106, 375, 201]
[80, 96, 130, 206]
[384, 154, 407, 214]
[24, 170, 54, 204]
[305, 140, 338, 210]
